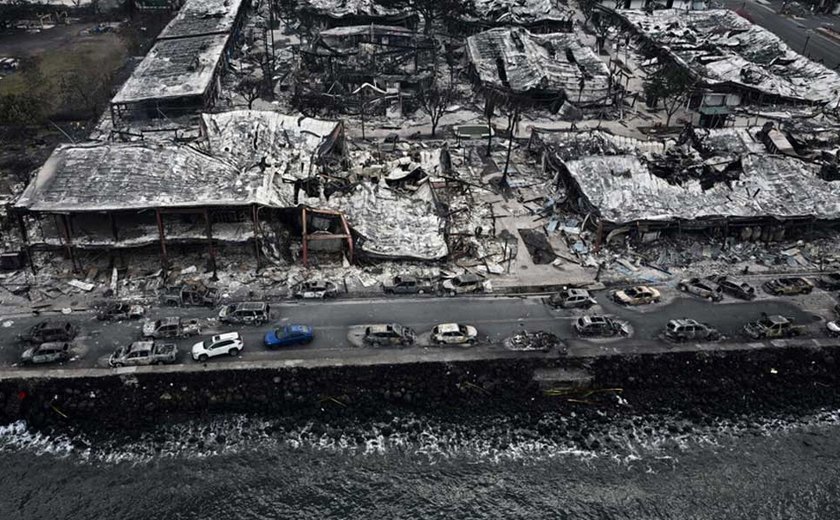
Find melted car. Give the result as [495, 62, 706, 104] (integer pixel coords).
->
[677, 278, 723, 301]
[547, 288, 596, 309]
[109, 341, 178, 367]
[664, 319, 720, 342]
[442, 273, 484, 296]
[96, 301, 145, 321]
[574, 315, 628, 337]
[20, 342, 71, 365]
[22, 321, 78, 344]
[713, 276, 756, 300]
[744, 315, 804, 339]
[612, 286, 661, 305]
[293, 280, 338, 299]
[763, 277, 814, 296]
[362, 324, 416, 347]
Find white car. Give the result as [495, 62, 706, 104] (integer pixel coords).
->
[431, 323, 478, 346]
[191, 332, 244, 362]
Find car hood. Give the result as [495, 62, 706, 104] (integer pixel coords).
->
[264, 330, 280, 344]
[20, 347, 34, 360]
[142, 321, 156, 335]
[465, 326, 478, 337]
[190, 341, 205, 354]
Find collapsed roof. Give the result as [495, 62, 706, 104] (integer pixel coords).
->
[617, 9, 840, 104]
[157, 0, 245, 40]
[466, 28, 611, 106]
[324, 183, 448, 260]
[299, 0, 413, 22]
[111, 34, 229, 105]
[468, 0, 574, 26]
[17, 111, 343, 212]
[536, 129, 840, 226]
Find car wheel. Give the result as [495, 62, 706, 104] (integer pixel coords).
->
[229, 348, 239, 357]
[198, 354, 208, 362]
[467, 339, 476, 346]
[113, 363, 123, 368]
[418, 289, 425, 295]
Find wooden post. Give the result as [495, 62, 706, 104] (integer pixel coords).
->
[60, 214, 79, 273]
[252, 205, 261, 270]
[301, 207, 308, 267]
[110, 212, 119, 243]
[593, 219, 604, 253]
[16, 213, 36, 275]
[204, 208, 217, 276]
[155, 209, 168, 269]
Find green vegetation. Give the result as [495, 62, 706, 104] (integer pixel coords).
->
[0, 34, 127, 125]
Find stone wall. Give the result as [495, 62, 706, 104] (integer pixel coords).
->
[3, 345, 840, 431]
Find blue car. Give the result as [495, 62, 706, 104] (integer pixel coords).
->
[264, 324, 314, 348]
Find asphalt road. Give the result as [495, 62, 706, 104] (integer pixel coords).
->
[0, 287, 825, 371]
[724, 1, 840, 70]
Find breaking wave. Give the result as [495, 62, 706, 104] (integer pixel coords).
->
[4, 407, 840, 466]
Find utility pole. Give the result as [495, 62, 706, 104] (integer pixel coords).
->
[803, 34, 811, 54]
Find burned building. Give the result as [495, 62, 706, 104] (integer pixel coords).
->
[533, 128, 840, 245]
[457, 0, 575, 34]
[614, 9, 840, 111]
[297, 24, 435, 116]
[466, 27, 612, 110]
[296, 0, 418, 31]
[15, 111, 344, 270]
[110, 0, 248, 122]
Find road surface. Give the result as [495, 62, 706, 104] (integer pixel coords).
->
[1, 285, 829, 371]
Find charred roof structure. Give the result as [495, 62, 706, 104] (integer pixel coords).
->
[15, 111, 343, 269]
[110, 0, 248, 121]
[458, 0, 574, 34]
[157, 0, 247, 40]
[297, 24, 435, 115]
[466, 27, 612, 110]
[533, 128, 840, 239]
[614, 9, 840, 106]
[296, 0, 418, 30]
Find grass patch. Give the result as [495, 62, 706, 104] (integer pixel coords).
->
[0, 33, 127, 116]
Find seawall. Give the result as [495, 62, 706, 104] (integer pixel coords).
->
[2, 344, 840, 430]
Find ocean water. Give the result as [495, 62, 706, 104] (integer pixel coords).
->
[2, 405, 840, 520]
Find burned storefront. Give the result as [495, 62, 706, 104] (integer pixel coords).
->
[14, 111, 345, 272]
[295, 0, 418, 32]
[532, 128, 840, 248]
[296, 24, 436, 116]
[109, 0, 248, 122]
[455, 0, 575, 34]
[613, 8, 840, 113]
[466, 27, 613, 112]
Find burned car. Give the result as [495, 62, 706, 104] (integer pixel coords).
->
[442, 273, 484, 296]
[573, 315, 628, 337]
[362, 323, 416, 347]
[218, 302, 270, 325]
[383, 275, 436, 295]
[162, 283, 220, 307]
[293, 280, 338, 299]
[744, 315, 804, 339]
[109, 341, 178, 367]
[142, 317, 201, 339]
[664, 319, 720, 342]
[677, 278, 723, 301]
[763, 277, 814, 296]
[547, 288, 596, 309]
[504, 330, 564, 353]
[20, 342, 71, 365]
[96, 301, 145, 321]
[711, 276, 756, 300]
[21, 321, 78, 344]
[612, 286, 661, 305]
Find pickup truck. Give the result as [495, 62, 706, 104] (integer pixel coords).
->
[109, 341, 178, 367]
[142, 317, 201, 339]
[383, 275, 436, 295]
[743, 315, 804, 339]
[161, 284, 219, 307]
